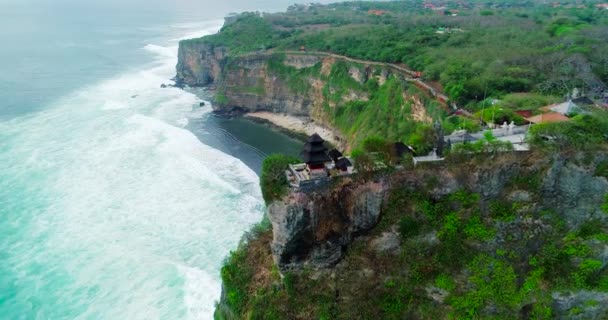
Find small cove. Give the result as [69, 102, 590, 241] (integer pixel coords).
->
[185, 99, 304, 175]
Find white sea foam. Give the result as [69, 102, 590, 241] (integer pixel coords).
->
[169, 20, 224, 41]
[144, 44, 179, 58]
[0, 21, 258, 320]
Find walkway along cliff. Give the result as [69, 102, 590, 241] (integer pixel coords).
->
[175, 41, 449, 150]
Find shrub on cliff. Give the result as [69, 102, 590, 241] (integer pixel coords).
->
[195, 13, 276, 53]
[351, 149, 376, 176]
[219, 245, 252, 316]
[528, 112, 608, 150]
[260, 154, 300, 204]
[451, 131, 514, 154]
[362, 136, 392, 162]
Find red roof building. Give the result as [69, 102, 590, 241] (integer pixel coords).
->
[525, 112, 570, 124]
[368, 10, 386, 16]
[515, 110, 534, 118]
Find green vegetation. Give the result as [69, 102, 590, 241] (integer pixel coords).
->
[260, 154, 300, 204]
[217, 154, 608, 319]
[192, 1, 608, 106]
[215, 90, 229, 105]
[500, 93, 560, 111]
[595, 160, 608, 178]
[187, 13, 277, 53]
[208, 1, 608, 318]
[474, 106, 525, 125]
[334, 77, 441, 151]
[602, 194, 608, 214]
[189, 2, 608, 151]
[351, 136, 407, 173]
[267, 54, 320, 93]
[398, 216, 419, 239]
[451, 131, 514, 154]
[219, 242, 252, 315]
[442, 115, 481, 135]
[528, 112, 608, 150]
[450, 255, 520, 318]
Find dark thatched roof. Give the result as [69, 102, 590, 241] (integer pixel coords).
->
[328, 149, 343, 161]
[303, 143, 328, 153]
[335, 157, 353, 170]
[302, 152, 331, 165]
[301, 133, 330, 165]
[392, 142, 416, 157]
[572, 96, 595, 106]
[308, 133, 324, 143]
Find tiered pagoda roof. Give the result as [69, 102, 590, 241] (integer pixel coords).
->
[301, 133, 331, 166]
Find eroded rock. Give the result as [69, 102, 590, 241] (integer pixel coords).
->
[268, 178, 389, 271]
[370, 231, 401, 254]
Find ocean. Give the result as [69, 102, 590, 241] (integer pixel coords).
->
[0, 1, 321, 319]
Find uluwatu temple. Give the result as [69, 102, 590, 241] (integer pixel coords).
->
[286, 133, 354, 189]
[285, 125, 472, 189]
[286, 132, 426, 189]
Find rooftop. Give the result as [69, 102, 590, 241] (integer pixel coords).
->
[541, 100, 580, 115]
[525, 112, 570, 124]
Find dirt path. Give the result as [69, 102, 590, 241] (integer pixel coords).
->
[233, 49, 453, 107]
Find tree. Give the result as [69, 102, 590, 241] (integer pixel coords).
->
[260, 154, 300, 204]
[352, 149, 375, 174]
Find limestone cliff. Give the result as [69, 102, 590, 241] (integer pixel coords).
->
[216, 151, 608, 320]
[179, 47, 335, 116]
[175, 41, 440, 150]
[177, 43, 321, 115]
[176, 42, 226, 87]
[266, 152, 608, 271]
[268, 178, 389, 271]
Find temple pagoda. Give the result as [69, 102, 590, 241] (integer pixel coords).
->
[301, 133, 331, 170]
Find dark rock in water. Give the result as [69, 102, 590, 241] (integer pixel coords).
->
[200, 102, 206, 107]
[212, 106, 249, 117]
[160, 84, 168, 88]
[131, 95, 138, 98]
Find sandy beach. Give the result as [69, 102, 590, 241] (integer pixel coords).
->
[246, 112, 341, 147]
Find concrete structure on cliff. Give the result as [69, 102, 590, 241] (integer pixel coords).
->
[286, 133, 354, 189]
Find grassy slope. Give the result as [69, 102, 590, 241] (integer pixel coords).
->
[185, 0, 608, 107]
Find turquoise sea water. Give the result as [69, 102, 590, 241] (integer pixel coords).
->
[0, 1, 322, 319]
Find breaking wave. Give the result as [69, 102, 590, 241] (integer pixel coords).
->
[0, 22, 262, 320]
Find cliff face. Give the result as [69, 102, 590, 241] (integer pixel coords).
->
[176, 42, 226, 87]
[266, 152, 608, 272]
[268, 178, 389, 271]
[213, 53, 318, 116]
[176, 40, 449, 153]
[176, 43, 344, 117]
[175, 42, 436, 146]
